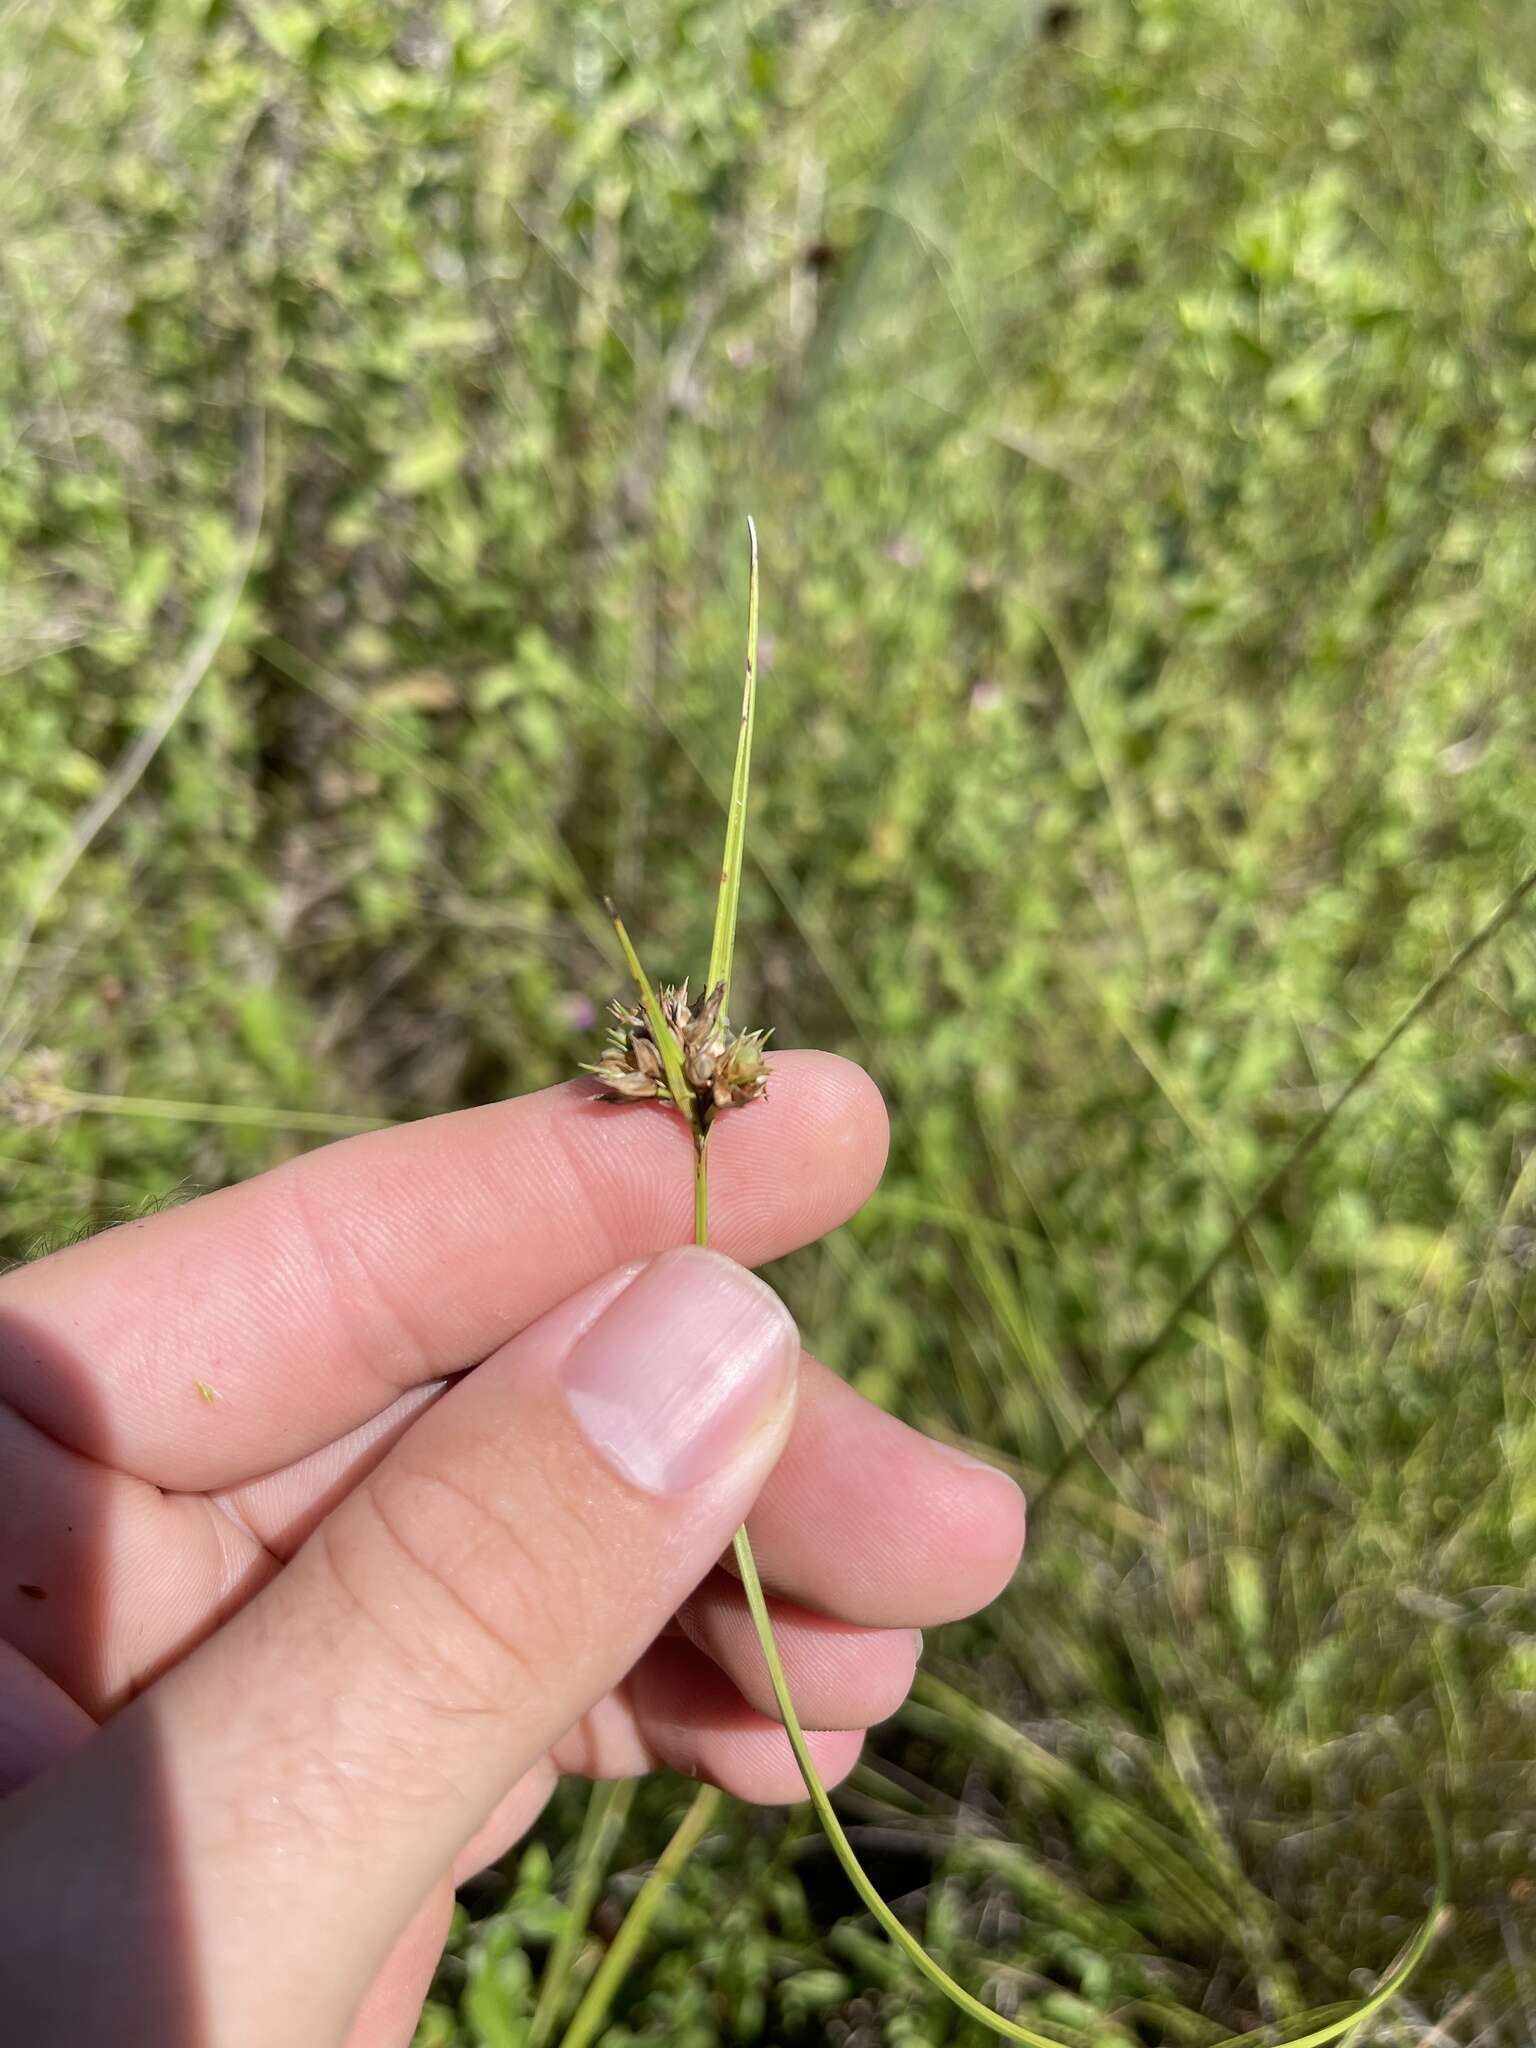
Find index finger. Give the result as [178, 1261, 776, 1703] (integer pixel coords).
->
[0, 1051, 887, 1490]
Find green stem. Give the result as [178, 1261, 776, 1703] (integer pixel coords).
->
[693, 1132, 710, 1244]
[695, 1135, 1063, 2045]
[25, 1083, 392, 1138]
[730, 1523, 1071, 2046]
[531, 1778, 635, 2048]
[704, 514, 759, 1014]
[556, 1783, 722, 2048]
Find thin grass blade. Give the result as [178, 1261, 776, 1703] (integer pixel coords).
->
[529, 1778, 635, 2048]
[556, 1785, 722, 2048]
[704, 515, 760, 1016]
[603, 897, 695, 1129]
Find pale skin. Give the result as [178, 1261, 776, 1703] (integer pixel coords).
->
[0, 1051, 1025, 2046]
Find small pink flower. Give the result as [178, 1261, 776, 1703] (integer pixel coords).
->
[969, 679, 1003, 713]
[564, 995, 598, 1032]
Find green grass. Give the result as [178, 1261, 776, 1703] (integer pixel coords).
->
[4, 0, 1535, 2041]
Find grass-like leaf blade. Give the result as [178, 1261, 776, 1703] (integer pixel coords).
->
[603, 897, 695, 1128]
[704, 516, 759, 1018]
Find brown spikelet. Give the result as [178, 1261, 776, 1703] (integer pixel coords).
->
[586, 978, 769, 1129]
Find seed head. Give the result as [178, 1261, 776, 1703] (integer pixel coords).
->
[586, 978, 769, 1131]
[1, 1049, 66, 1129]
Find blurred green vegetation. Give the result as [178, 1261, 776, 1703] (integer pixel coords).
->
[3, 0, 1535, 2041]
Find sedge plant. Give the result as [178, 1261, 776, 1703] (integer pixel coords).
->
[573, 521, 1444, 2047]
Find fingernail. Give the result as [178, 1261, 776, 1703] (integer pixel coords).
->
[562, 1247, 799, 1495]
[927, 1435, 1010, 1480]
[926, 1436, 1028, 1512]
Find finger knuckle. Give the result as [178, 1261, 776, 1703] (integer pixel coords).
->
[325, 1463, 591, 1716]
[277, 1165, 438, 1396]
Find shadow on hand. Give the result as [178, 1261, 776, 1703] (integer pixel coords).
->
[0, 1298, 205, 2044]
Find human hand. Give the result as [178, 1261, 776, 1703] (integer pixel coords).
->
[0, 1053, 1025, 2047]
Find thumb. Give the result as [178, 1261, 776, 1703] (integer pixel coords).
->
[0, 1247, 800, 2048]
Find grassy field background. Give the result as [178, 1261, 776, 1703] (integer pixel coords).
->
[4, 0, 1536, 2040]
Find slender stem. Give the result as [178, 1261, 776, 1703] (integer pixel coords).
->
[0, 402, 267, 1044]
[694, 1132, 710, 1244]
[556, 1784, 722, 2048]
[694, 1131, 1061, 2045]
[1038, 859, 1536, 1507]
[731, 1523, 1072, 2046]
[705, 516, 759, 1016]
[23, 1083, 392, 1137]
[530, 1779, 636, 2048]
